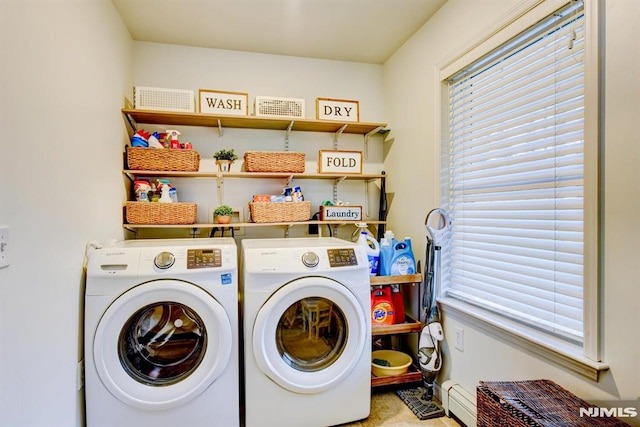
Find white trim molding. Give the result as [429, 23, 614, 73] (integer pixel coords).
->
[440, 297, 609, 381]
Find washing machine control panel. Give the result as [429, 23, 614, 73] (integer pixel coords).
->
[327, 248, 358, 267]
[187, 248, 222, 269]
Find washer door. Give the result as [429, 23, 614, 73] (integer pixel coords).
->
[252, 276, 367, 394]
[94, 280, 232, 410]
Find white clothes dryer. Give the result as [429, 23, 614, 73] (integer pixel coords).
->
[85, 238, 239, 427]
[241, 238, 371, 427]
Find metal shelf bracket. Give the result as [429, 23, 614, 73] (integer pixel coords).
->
[364, 126, 384, 159]
[334, 124, 348, 144]
[216, 173, 224, 204]
[285, 121, 295, 151]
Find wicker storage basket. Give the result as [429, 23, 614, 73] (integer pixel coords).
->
[244, 151, 305, 173]
[249, 201, 311, 223]
[125, 202, 197, 225]
[126, 147, 200, 171]
[477, 380, 630, 427]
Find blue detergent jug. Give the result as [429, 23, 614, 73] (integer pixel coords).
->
[378, 231, 396, 276]
[388, 237, 416, 275]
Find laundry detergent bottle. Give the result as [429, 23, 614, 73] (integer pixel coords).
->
[379, 230, 397, 276]
[389, 237, 416, 275]
[371, 287, 395, 326]
[391, 284, 405, 323]
[358, 230, 380, 276]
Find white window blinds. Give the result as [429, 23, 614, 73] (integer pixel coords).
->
[442, 2, 585, 344]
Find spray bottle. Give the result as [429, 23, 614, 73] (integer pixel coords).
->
[166, 129, 181, 149]
[158, 184, 173, 203]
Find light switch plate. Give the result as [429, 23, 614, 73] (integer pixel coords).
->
[0, 226, 9, 269]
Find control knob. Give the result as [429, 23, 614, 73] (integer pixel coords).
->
[154, 251, 175, 269]
[301, 251, 319, 268]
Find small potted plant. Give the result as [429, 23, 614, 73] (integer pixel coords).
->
[213, 148, 238, 172]
[213, 205, 234, 224]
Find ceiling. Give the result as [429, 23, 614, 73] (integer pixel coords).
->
[112, 0, 447, 64]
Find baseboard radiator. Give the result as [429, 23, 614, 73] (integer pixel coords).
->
[441, 380, 477, 427]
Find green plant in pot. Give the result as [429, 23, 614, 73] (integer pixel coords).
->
[213, 205, 234, 224]
[213, 148, 238, 172]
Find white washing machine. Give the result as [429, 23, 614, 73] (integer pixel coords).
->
[241, 237, 371, 427]
[85, 238, 239, 427]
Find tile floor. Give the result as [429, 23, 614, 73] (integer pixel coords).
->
[337, 390, 464, 427]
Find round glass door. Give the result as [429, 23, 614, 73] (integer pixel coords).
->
[94, 280, 232, 410]
[276, 297, 346, 372]
[253, 277, 367, 394]
[119, 302, 207, 386]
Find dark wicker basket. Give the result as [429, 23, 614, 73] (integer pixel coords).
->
[477, 380, 631, 427]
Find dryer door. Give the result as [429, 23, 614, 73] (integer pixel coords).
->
[93, 279, 232, 410]
[252, 276, 367, 394]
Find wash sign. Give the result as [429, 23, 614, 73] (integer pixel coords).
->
[316, 98, 359, 122]
[198, 89, 248, 116]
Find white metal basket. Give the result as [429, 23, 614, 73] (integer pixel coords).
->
[254, 96, 305, 119]
[133, 86, 195, 113]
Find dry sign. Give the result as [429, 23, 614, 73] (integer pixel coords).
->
[199, 89, 248, 116]
[316, 98, 359, 122]
[318, 150, 362, 174]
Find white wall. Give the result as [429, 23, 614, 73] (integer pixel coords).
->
[0, 0, 132, 425]
[2, 0, 638, 425]
[0, 5, 386, 425]
[130, 42, 386, 241]
[383, 0, 640, 423]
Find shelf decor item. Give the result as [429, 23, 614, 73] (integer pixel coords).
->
[320, 205, 362, 221]
[133, 86, 195, 113]
[249, 201, 311, 223]
[318, 150, 362, 174]
[198, 89, 248, 116]
[254, 96, 305, 119]
[213, 205, 234, 224]
[316, 98, 360, 122]
[126, 146, 200, 172]
[213, 148, 238, 172]
[125, 202, 197, 225]
[244, 151, 305, 173]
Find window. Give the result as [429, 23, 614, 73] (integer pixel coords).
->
[440, 0, 600, 366]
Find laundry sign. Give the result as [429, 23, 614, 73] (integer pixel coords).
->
[198, 89, 248, 116]
[316, 98, 359, 122]
[320, 206, 362, 221]
[318, 150, 362, 174]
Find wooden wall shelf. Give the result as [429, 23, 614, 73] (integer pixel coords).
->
[370, 273, 424, 388]
[123, 108, 387, 135]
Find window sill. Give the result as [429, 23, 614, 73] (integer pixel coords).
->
[438, 296, 609, 381]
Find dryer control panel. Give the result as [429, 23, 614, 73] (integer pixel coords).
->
[327, 248, 358, 267]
